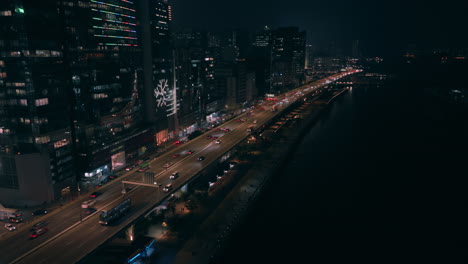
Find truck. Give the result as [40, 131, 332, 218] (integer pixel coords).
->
[99, 198, 131, 225]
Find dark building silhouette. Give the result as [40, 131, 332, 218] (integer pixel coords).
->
[271, 27, 306, 93]
[250, 26, 272, 97]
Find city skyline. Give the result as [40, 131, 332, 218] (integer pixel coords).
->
[1, 1, 467, 263]
[172, 0, 468, 56]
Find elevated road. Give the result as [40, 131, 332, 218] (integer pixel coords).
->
[0, 70, 360, 264]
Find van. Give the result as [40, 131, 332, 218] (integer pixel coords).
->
[81, 199, 96, 209]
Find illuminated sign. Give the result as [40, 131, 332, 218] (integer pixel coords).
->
[154, 79, 169, 108]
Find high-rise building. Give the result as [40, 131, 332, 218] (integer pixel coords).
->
[0, 0, 75, 204]
[352, 40, 361, 59]
[271, 27, 306, 93]
[305, 44, 314, 69]
[250, 26, 272, 97]
[67, 0, 149, 185]
[0, 0, 159, 205]
[173, 30, 210, 128]
[140, 0, 176, 145]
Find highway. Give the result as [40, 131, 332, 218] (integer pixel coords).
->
[0, 70, 360, 264]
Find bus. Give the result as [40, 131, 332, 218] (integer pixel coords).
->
[138, 162, 150, 172]
[99, 199, 131, 225]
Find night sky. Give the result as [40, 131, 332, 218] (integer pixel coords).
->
[172, 0, 468, 56]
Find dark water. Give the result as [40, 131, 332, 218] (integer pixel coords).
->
[217, 75, 468, 264]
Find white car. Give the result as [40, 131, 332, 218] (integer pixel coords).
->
[170, 172, 179, 180]
[81, 199, 96, 209]
[162, 184, 172, 192]
[4, 224, 16, 231]
[214, 140, 221, 144]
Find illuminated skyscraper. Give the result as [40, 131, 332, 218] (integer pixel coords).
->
[0, 0, 155, 205]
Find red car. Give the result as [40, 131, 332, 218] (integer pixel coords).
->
[186, 150, 194, 154]
[90, 191, 102, 198]
[212, 136, 219, 140]
[206, 135, 212, 139]
[29, 228, 48, 239]
[215, 128, 221, 131]
[222, 128, 230, 132]
[174, 140, 182, 145]
[172, 154, 180, 158]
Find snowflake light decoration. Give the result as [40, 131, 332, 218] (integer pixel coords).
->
[154, 79, 169, 108]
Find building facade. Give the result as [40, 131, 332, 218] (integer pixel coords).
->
[270, 27, 306, 93]
[0, 0, 162, 205]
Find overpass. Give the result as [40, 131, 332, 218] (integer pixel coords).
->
[0, 70, 361, 264]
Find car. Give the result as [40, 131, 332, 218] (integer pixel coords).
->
[237, 119, 242, 122]
[206, 135, 212, 139]
[164, 162, 173, 168]
[186, 150, 194, 154]
[109, 174, 118, 179]
[4, 224, 16, 231]
[90, 191, 102, 198]
[162, 184, 173, 192]
[32, 209, 48, 216]
[174, 140, 182, 145]
[138, 166, 150, 172]
[253, 120, 258, 124]
[214, 140, 221, 144]
[172, 154, 180, 158]
[197, 156, 205, 161]
[8, 216, 22, 223]
[29, 228, 48, 239]
[96, 183, 103, 188]
[170, 172, 179, 180]
[222, 128, 230, 132]
[81, 199, 96, 208]
[85, 207, 97, 215]
[212, 136, 219, 140]
[215, 128, 221, 131]
[30, 221, 48, 231]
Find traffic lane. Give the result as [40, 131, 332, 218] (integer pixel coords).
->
[134, 113, 260, 180]
[20, 187, 161, 264]
[153, 118, 262, 189]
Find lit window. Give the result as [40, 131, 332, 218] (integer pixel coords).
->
[54, 139, 70, 149]
[0, 10, 12, 16]
[35, 98, 49, 106]
[35, 136, 50, 144]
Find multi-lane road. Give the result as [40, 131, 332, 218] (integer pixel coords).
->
[0, 70, 360, 264]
